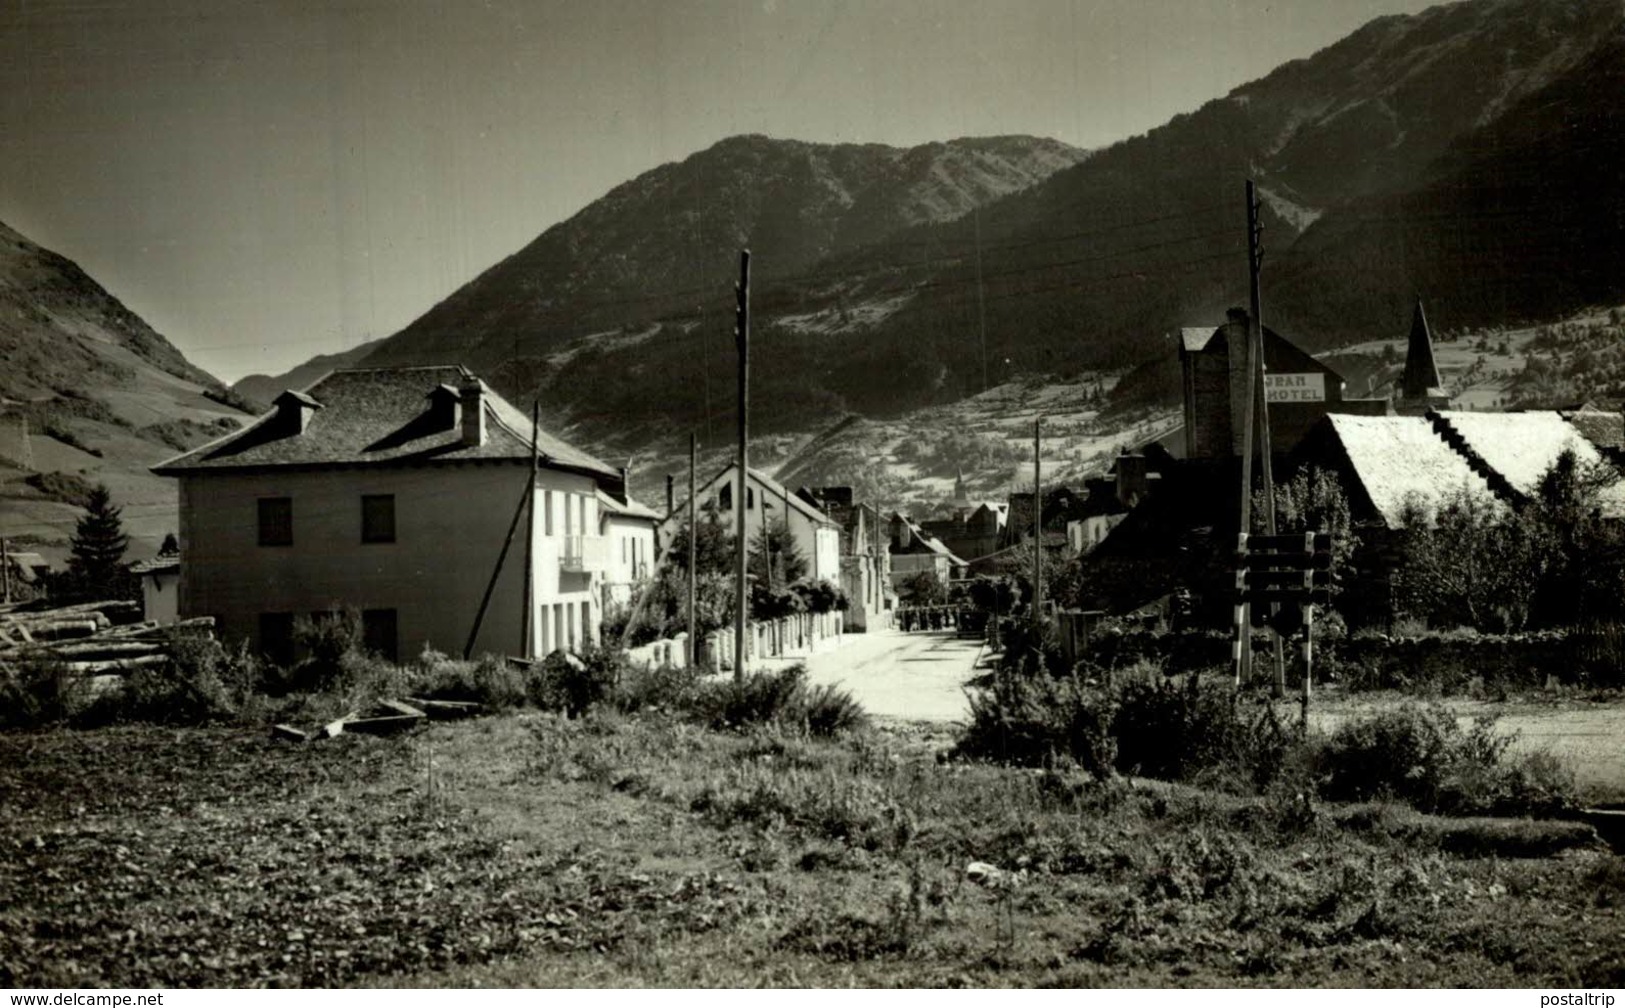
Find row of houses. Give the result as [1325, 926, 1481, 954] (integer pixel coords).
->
[144, 364, 916, 665]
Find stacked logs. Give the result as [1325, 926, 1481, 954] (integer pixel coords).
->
[0, 600, 214, 673]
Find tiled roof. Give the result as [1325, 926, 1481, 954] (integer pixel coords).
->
[1434, 410, 1625, 516]
[1561, 408, 1625, 451]
[1326, 414, 1502, 528]
[131, 555, 180, 575]
[1180, 327, 1216, 352]
[152, 366, 617, 478]
[596, 489, 661, 522]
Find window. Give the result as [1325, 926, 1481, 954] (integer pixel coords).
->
[564, 493, 574, 535]
[553, 604, 563, 654]
[259, 612, 295, 668]
[747, 487, 755, 509]
[718, 482, 731, 510]
[361, 608, 398, 663]
[566, 602, 577, 649]
[581, 602, 593, 649]
[543, 490, 554, 535]
[258, 497, 292, 546]
[361, 494, 396, 544]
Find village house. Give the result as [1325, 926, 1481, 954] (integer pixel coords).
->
[660, 462, 842, 588]
[794, 486, 894, 631]
[919, 500, 1006, 563]
[597, 489, 660, 608]
[153, 366, 655, 664]
[888, 512, 967, 591]
[132, 553, 181, 625]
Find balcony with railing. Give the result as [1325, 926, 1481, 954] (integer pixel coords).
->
[558, 534, 608, 573]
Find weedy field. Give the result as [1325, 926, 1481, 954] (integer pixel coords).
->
[3, 711, 1624, 988]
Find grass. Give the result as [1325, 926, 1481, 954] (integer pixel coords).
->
[3, 712, 1623, 987]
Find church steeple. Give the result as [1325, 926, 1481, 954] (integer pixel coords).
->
[1395, 299, 1450, 415]
[952, 467, 969, 505]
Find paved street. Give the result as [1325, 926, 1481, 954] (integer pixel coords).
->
[760, 627, 987, 722]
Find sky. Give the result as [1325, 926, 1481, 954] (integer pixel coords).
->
[0, 0, 1439, 383]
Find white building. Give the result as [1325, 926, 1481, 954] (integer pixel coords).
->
[153, 366, 657, 663]
[660, 462, 841, 588]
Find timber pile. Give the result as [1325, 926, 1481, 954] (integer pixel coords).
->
[0, 599, 213, 674]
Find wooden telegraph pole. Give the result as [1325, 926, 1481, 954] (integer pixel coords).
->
[687, 432, 697, 669]
[1245, 181, 1288, 698]
[733, 250, 751, 684]
[1032, 417, 1043, 627]
[521, 401, 540, 657]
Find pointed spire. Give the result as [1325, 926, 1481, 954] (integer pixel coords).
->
[1401, 299, 1447, 399]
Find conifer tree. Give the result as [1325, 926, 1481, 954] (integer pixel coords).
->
[65, 484, 131, 599]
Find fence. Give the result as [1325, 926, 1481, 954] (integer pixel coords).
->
[705, 610, 844, 672]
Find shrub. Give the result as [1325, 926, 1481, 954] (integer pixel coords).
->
[692, 664, 867, 737]
[1112, 677, 1293, 793]
[82, 634, 260, 726]
[526, 646, 623, 717]
[615, 658, 706, 713]
[955, 671, 1116, 776]
[0, 654, 86, 728]
[409, 649, 528, 710]
[700, 664, 810, 730]
[802, 683, 869, 737]
[1313, 705, 1575, 816]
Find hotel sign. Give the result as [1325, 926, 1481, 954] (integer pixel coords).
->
[1264, 373, 1326, 403]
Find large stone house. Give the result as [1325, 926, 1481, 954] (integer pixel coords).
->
[153, 366, 657, 664]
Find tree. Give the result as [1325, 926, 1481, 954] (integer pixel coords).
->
[898, 569, 947, 605]
[749, 520, 806, 590]
[1253, 466, 1360, 589]
[665, 513, 735, 575]
[1395, 488, 1553, 633]
[61, 484, 134, 602]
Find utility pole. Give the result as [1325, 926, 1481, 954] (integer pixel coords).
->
[734, 249, 751, 683]
[975, 208, 989, 393]
[687, 432, 697, 669]
[521, 401, 540, 657]
[1032, 417, 1043, 628]
[1245, 180, 1287, 698]
[1235, 185, 1261, 686]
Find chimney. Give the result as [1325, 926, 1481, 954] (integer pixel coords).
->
[1115, 453, 1150, 508]
[426, 384, 460, 430]
[459, 379, 485, 446]
[273, 390, 321, 434]
[666, 474, 675, 515]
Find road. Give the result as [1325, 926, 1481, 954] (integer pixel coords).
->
[760, 627, 985, 722]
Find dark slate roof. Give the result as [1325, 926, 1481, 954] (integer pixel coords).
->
[152, 366, 617, 477]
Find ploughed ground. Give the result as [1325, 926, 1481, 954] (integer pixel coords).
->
[2, 715, 1623, 988]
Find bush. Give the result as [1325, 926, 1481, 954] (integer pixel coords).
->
[955, 671, 1116, 776]
[614, 659, 706, 713]
[1313, 705, 1575, 816]
[694, 664, 867, 737]
[700, 664, 810, 730]
[0, 654, 87, 729]
[527, 646, 623, 718]
[85, 634, 260, 726]
[1112, 677, 1294, 793]
[409, 649, 528, 710]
